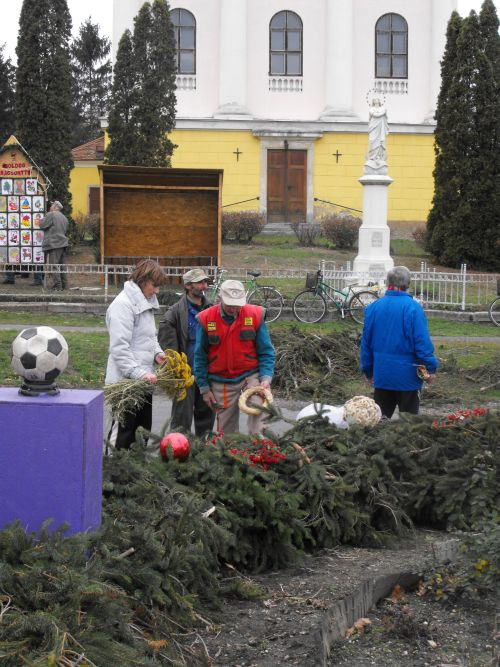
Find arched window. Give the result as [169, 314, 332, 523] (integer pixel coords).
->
[170, 8, 196, 74]
[269, 11, 303, 76]
[375, 13, 408, 78]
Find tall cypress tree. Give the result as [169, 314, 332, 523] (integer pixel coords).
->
[105, 30, 140, 165]
[426, 12, 463, 260]
[15, 0, 74, 213]
[474, 0, 500, 270]
[428, 3, 500, 270]
[71, 18, 112, 146]
[0, 45, 16, 146]
[106, 0, 177, 166]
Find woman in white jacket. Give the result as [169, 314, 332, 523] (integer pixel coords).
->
[106, 259, 167, 449]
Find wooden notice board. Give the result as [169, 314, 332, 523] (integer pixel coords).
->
[0, 135, 48, 267]
[98, 165, 223, 267]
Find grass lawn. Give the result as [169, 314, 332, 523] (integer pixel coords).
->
[0, 310, 106, 328]
[1, 328, 498, 405]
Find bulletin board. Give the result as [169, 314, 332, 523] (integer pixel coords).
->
[0, 136, 48, 266]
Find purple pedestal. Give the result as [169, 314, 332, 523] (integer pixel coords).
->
[0, 388, 103, 535]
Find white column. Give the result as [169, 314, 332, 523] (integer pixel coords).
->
[214, 0, 251, 117]
[353, 175, 394, 278]
[425, 0, 458, 122]
[320, 0, 356, 120]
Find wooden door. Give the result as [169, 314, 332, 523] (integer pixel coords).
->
[89, 186, 100, 215]
[267, 149, 307, 223]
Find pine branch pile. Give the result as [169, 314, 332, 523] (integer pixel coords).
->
[0, 411, 498, 665]
[272, 328, 361, 401]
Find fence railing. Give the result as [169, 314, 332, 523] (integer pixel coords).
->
[320, 260, 499, 310]
[1, 261, 499, 310]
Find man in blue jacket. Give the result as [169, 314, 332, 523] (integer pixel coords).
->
[361, 266, 438, 418]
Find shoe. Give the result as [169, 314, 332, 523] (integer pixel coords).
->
[2, 279, 15, 285]
[30, 282, 43, 286]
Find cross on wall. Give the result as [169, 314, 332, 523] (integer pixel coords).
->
[233, 148, 243, 161]
[333, 149, 343, 163]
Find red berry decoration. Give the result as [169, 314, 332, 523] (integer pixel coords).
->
[160, 433, 190, 462]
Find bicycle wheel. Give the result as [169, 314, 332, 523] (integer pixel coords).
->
[292, 290, 328, 323]
[247, 286, 284, 323]
[489, 297, 500, 326]
[348, 290, 379, 325]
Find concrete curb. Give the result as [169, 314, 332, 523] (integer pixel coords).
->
[318, 539, 460, 666]
[0, 299, 493, 323]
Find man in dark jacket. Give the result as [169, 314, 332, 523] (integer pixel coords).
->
[158, 268, 215, 435]
[361, 265, 438, 418]
[39, 200, 69, 290]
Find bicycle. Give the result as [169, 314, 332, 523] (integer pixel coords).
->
[205, 268, 284, 323]
[292, 270, 379, 325]
[488, 280, 500, 326]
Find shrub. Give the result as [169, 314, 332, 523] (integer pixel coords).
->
[290, 222, 322, 246]
[222, 210, 265, 243]
[320, 212, 361, 249]
[412, 224, 427, 247]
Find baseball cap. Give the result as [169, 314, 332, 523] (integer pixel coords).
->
[182, 268, 209, 284]
[219, 279, 246, 306]
[51, 200, 63, 210]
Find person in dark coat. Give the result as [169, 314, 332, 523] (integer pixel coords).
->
[158, 268, 215, 436]
[361, 265, 438, 418]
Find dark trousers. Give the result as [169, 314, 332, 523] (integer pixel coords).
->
[110, 394, 153, 450]
[170, 383, 215, 436]
[45, 247, 68, 289]
[374, 388, 420, 419]
[3, 269, 43, 284]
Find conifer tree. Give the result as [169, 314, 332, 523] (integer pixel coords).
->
[426, 12, 463, 259]
[0, 45, 16, 145]
[106, 0, 177, 166]
[15, 0, 74, 213]
[71, 18, 111, 146]
[105, 30, 140, 165]
[428, 3, 500, 270]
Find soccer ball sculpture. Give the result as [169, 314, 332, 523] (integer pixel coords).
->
[11, 326, 69, 396]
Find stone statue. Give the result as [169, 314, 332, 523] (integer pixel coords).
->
[365, 97, 389, 174]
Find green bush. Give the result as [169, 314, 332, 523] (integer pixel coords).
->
[291, 222, 322, 246]
[222, 210, 265, 243]
[412, 224, 427, 247]
[320, 213, 360, 249]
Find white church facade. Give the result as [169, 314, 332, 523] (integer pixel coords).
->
[104, 0, 457, 224]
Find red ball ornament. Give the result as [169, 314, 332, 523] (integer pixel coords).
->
[160, 432, 190, 462]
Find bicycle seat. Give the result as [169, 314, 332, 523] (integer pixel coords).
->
[247, 271, 261, 278]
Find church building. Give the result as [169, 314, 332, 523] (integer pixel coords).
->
[73, 0, 457, 224]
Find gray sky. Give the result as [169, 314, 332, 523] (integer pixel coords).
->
[0, 0, 498, 64]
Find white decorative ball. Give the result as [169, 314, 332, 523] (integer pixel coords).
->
[343, 396, 382, 427]
[11, 326, 69, 383]
[296, 403, 349, 429]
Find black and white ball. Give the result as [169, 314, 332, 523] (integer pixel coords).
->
[11, 326, 69, 383]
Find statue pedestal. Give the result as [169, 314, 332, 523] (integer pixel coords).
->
[353, 173, 394, 279]
[0, 388, 103, 535]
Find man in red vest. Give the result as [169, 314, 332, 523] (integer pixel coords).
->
[194, 279, 275, 434]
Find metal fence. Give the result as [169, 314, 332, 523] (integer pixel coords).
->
[320, 260, 499, 310]
[1, 260, 498, 310]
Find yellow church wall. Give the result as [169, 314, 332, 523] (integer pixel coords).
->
[170, 129, 261, 211]
[314, 132, 435, 223]
[72, 129, 435, 223]
[69, 163, 100, 217]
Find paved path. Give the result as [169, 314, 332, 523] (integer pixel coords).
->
[104, 395, 307, 439]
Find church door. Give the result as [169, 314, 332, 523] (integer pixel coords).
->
[267, 149, 307, 223]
